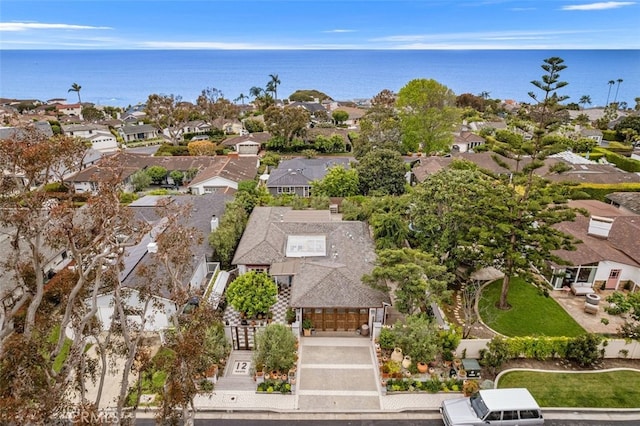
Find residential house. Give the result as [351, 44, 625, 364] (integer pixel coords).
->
[118, 124, 159, 143]
[579, 128, 604, 146]
[452, 131, 486, 153]
[232, 207, 390, 331]
[288, 101, 328, 119]
[92, 193, 233, 331]
[188, 155, 259, 194]
[67, 151, 257, 194]
[211, 118, 244, 135]
[183, 120, 212, 135]
[328, 105, 365, 129]
[222, 132, 271, 155]
[56, 103, 83, 117]
[62, 124, 119, 153]
[546, 200, 640, 293]
[606, 192, 640, 215]
[265, 157, 352, 197]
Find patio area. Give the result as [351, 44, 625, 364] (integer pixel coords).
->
[550, 289, 628, 334]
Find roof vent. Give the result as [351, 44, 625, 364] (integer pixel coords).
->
[587, 216, 614, 238]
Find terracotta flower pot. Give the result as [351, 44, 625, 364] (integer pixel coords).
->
[417, 362, 428, 374]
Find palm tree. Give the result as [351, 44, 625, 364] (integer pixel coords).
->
[606, 80, 615, 106]
[234, 93, 248, 105]
[579, 95, 592, 110]
[478, 91, 490, 100]
[267, 74, 281, 100]
[68, 82, 82, 104]
[613, 78, 623, 104]
[249, 86, 264, 99]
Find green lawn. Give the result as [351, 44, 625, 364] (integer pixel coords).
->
[479, 278, 584, 337]
[498, 370, 640, 408]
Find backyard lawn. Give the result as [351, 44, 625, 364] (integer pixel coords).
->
[479, 278, 584, 337]
[498, 370, 640, 408]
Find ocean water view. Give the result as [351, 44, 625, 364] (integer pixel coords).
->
[1, 49, 638, 108]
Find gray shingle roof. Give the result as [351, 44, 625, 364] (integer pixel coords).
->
[232, 207, 389, 308]
[266, 157, 351, 188]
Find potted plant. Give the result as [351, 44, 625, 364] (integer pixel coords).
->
[463, 379, 479, 397]
[302, 319, 313, 336]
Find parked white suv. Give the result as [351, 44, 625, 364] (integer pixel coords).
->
[440, 388, 544, 426]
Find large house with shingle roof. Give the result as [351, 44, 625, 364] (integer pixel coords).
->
[545, 200, 640, 293]
[265, 157, 352, 197]
[66, 151, 258, 194]
[232, 207, 390, 332]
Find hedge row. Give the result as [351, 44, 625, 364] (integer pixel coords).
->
[570, 183, 640, 201]
[601, 150, 640, 173]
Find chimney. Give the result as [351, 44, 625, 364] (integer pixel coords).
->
[210, 215, 219, 232]
[587, 216, 614, 238]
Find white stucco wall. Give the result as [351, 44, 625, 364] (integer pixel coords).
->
[594, 260, 639, 290]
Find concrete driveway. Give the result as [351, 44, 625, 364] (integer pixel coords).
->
[297, 336, 381, 411]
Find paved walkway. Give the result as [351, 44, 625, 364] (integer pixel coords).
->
[194, 336, 462, 412]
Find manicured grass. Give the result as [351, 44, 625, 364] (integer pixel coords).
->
[498, 370, 640, 408]
[479, 278, 584, 337]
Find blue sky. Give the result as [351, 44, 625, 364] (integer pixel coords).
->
[1, 0, 638, 49]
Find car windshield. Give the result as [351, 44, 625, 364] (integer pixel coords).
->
[470, 393, 489, 419]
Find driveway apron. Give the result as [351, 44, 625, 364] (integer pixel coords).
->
[297, 337, 380, 411]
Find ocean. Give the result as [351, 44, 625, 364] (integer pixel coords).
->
[1, 50, 638, 109]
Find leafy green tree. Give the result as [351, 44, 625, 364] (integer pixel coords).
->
[145, 165, 167, 184]
[145, 93, 194, 145]
[370, 212, 408, 249]
[244, 118, 265, 133]
[355, 148, 406, 196]
[288, 89, 332, 102]
[226, 271, 277, 318]
[130, 169, 152, 191]
[263, 105, 310, 144]
[566, 334, 602, 367]
[396, 79, 459, 153]
[261, 152, 281, 168]
[169, 170, 184, 186]
[487, 57, 578, 309]
[364, 248, 452, 315]
[311, 165, 359, 197]
[68, 82, 82, 103]
[197, 87, 240, 123]
[253, 324, 297, 373]
[393, 314, 440, 365]
[208, 202, 249, 267]
[332, 109, 349, 125]
[354, 89, 401, 158]
[81, 105, 104, 122]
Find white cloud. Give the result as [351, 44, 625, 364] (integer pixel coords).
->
[562, 2, 635, 11]
[372, 29, 592, 43]
[0, 22, 112, 32]
[323, 29, 356, 33]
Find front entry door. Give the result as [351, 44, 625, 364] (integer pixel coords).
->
[606, 269, 621, 290]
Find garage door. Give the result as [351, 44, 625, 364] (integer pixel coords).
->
[304, 308, 369, 331]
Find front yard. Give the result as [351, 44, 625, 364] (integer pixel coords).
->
[497, 369, 640, 408]
[479, 278, 585, 337]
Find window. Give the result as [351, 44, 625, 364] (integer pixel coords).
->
[520, 409, 541, 419]
[485, 412, 501, 421]
[203, 186, 218, 194]
[277, 186, 294, 194]
[502, 410, 518, 420]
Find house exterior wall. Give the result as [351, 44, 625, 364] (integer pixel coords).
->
[72, 181, 98, 193]
[268, 186, 310, 197]
[594, 260, 640, 290]
[189, 255, 209, 291]
[90, 135, 118, 152]
[189, 176, 238, 195]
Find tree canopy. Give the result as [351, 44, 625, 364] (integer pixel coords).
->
[311, 164, 359, 197]
[396, 79, 459, 154]
[355, 148, 406, 196]
[225, 272, 278, 318]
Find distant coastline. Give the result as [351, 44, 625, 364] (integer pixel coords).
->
[1, 49, 638, 107]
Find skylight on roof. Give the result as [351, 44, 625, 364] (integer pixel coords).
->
[286, 235, 326, 257]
